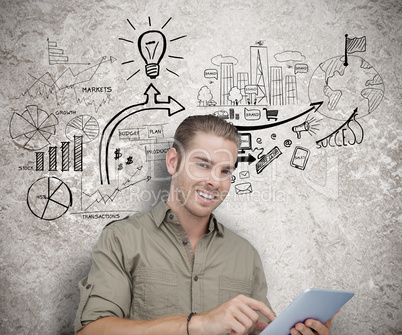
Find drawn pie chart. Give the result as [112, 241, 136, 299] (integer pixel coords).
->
[27, 176, 72, 220]
[9, 105, 58, 150]
[65, 115, 99, 143]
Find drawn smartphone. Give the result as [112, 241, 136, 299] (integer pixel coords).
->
[290, 146, 310, 170]
[261, 288, 355, 335]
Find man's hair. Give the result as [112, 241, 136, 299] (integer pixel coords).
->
[172, 114, 239, 166]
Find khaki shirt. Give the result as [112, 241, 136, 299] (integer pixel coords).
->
[74, 201, 271, 334]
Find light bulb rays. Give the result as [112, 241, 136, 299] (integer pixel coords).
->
[119, 16, 186, 80]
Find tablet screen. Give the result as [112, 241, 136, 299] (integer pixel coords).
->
[260, 288, 354, 335]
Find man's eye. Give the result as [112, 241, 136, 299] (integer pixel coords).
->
[197, 163, 208, 168]
[222, 170, 232, 175]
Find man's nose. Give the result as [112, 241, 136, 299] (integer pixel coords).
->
[205, 170, 220, 188]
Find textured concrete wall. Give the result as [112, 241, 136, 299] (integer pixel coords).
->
[0, 0, 401, 334]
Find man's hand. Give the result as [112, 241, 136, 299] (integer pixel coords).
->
[290, 314, 335, 335]
[191, 294, 276, 335]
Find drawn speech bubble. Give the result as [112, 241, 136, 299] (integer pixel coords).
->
[244, 85, 258, 95]
[244, 108, 261, 121]
[295, 63, 308, 74]
[204, 69, 218, 80]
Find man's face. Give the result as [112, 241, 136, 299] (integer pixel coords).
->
[169, 132, 237, 220]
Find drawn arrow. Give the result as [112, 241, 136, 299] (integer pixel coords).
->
[237, 153, 256, 165]
[144, 84, 184, 116]
[234, 101, 323, 131]
[315, 108, 360, 145]
[99, 84, 185, 184]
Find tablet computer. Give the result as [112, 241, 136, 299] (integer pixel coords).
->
[260, 288, 354, 335]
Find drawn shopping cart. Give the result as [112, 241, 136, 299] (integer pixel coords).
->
[264, 108, 279, 121]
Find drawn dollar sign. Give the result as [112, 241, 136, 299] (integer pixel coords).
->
[114, 148, 122, 160]
[126, 156, 133, 165]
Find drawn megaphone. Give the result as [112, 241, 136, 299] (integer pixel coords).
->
[292, 121, 310, 139]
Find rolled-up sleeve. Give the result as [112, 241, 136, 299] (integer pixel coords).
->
[250, 249, 273, 334]
[251, 250, 272, 310]
[74, 227, 132, 333]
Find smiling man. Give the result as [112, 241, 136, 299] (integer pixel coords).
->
[75, 114, 334, 335]
[165, 126, 237, 251]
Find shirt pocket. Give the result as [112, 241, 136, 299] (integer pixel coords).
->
[132, 268, 179, 320]
[219, 276, 253, 305]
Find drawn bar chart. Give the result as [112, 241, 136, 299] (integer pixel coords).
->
[48, 39, 68, 65]
[35, 136, 83, 172]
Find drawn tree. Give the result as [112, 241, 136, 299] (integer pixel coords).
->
[197, 86, 213, 106]
[228, 86, 243, 105]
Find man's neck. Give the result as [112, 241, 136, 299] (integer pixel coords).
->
[165, 200, 210, 252]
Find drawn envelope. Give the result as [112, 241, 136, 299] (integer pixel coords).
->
[235, 182, 253, 195]
[239, 170, 250, 179]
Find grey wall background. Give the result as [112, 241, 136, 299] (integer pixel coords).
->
[1, 0, 401, 334]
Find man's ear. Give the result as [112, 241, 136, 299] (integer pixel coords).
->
[166, 147, 179, 176]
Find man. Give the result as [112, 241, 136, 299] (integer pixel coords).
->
[74, 114, 334, 335]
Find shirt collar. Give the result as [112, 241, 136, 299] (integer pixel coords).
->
[152, 201, 224, 237]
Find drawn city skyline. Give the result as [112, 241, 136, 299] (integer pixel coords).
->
[203, 45, 304, 107]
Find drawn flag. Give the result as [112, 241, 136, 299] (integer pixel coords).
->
[346, 35, 366, 54]
[344, 34, 366, 66]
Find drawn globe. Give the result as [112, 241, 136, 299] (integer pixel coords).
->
[308, 55, 384, 121]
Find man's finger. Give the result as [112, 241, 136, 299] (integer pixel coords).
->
[237, 295, 276, 322]
[255, 320, 269, 331]
[304, 319, 330, 335]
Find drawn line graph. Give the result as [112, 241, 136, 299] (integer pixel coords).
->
[17, 56, 116, 112]
[81, 167, 151, 211]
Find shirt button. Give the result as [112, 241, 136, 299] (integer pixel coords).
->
[85, 284, 92, 289]
[169, 214, 174, 220]
[183, 240, 188, 245]
[194, 275, 199, 282]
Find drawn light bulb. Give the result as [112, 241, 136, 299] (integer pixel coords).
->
[138, 30, 167, 79]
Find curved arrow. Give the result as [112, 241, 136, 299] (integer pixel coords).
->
[99, 84, 185, 184]
[234, 101, 323, 131]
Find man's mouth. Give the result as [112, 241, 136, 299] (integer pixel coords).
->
[197, 190, 216, 201]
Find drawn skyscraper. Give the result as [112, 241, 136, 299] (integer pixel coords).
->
[220, 63, 234, 105]
[270, 66, 284, 106]
[237, 72, 249, 102]
[285, 75, 298, 104]
[250, 46, 269, 105]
